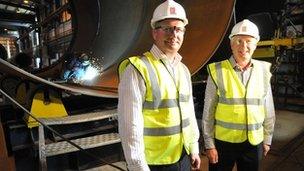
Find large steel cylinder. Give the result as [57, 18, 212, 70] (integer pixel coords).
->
[21, 0, 236, 97]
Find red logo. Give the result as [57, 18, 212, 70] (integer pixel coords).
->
[170, 7, 176, 14]
[241, 26, 247, 32]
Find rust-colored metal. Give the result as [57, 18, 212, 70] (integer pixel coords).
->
[0, 123, 16, 171]
[87, 0, 235, 94]
[0, 0, 235, 98]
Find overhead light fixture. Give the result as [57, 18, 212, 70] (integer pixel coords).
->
[24, 0, 29, 4]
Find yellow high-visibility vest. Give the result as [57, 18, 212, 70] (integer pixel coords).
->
[119, 52, 196, 164]
[208, 59, 272, 145]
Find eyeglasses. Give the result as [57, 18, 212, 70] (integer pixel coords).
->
[155, 25, 186, 34]
[233, 37, 257, 47]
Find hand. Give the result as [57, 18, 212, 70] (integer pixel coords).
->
[206, 148, 218, 164]
[263, 144, 270, 156]
[190, 153, 201, 170]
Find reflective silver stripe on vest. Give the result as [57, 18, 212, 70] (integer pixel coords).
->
[181, 64, 191, 93]
[141, 56, 161, 105]
[144, 99, 177, 109]
[261, 62, 270, 96]
[219, 97, 263, 105]
[144, 94, 189, 109]
[141, 56, 190, 109]
[215, 60, 265, 106]
[215, 62, 226, 97]
[216, 120, 263, 131]
[144, 118, 190, 136]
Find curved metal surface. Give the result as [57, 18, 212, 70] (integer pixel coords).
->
[1, 0, 235, 97]
[32, 0, 100, 78]
[85, 0, 236, 91]
[0, 59, 118, 98]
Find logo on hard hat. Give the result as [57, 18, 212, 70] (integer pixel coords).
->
[170, 7, 176, 14]
[228, 19, 260, 41]
[150, 0, 188, 29]
[241, 26, 247, 32]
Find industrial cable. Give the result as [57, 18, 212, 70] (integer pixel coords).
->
[0, 88, 126, 171]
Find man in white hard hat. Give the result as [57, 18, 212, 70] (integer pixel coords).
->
[202, 19, 275, 171]
[118, 0, 201, 170]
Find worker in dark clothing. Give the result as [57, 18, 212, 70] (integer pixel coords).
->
[63, 53, 90, 82]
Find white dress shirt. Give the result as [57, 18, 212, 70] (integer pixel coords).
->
[118, 44, 200, 171]
[202, 56, 276, 149]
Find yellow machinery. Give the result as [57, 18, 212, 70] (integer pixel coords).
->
[253, 37, 304, 58]
[25, 86, 68, 128]
[14, 81, 68, 128]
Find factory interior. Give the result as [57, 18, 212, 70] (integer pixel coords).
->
[0, 0, 303, 170]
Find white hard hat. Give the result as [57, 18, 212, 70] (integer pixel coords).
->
[229, 19, 260, 41]
[151, 0, 188, 29]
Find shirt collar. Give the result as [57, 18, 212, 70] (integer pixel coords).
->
[150, 44, 182, 67]
[229, 56, 253, 71]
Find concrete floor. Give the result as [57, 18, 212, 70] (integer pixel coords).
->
[96, 110, 304, 171]
[200, 110, 304, 171]
[260, 110, 304, 171]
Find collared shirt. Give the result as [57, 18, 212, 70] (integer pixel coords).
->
[202, 56, 276, 149]
[118, 44, 199, 171]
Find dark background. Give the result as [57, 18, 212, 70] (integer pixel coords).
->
[235, 0, 285, 21]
